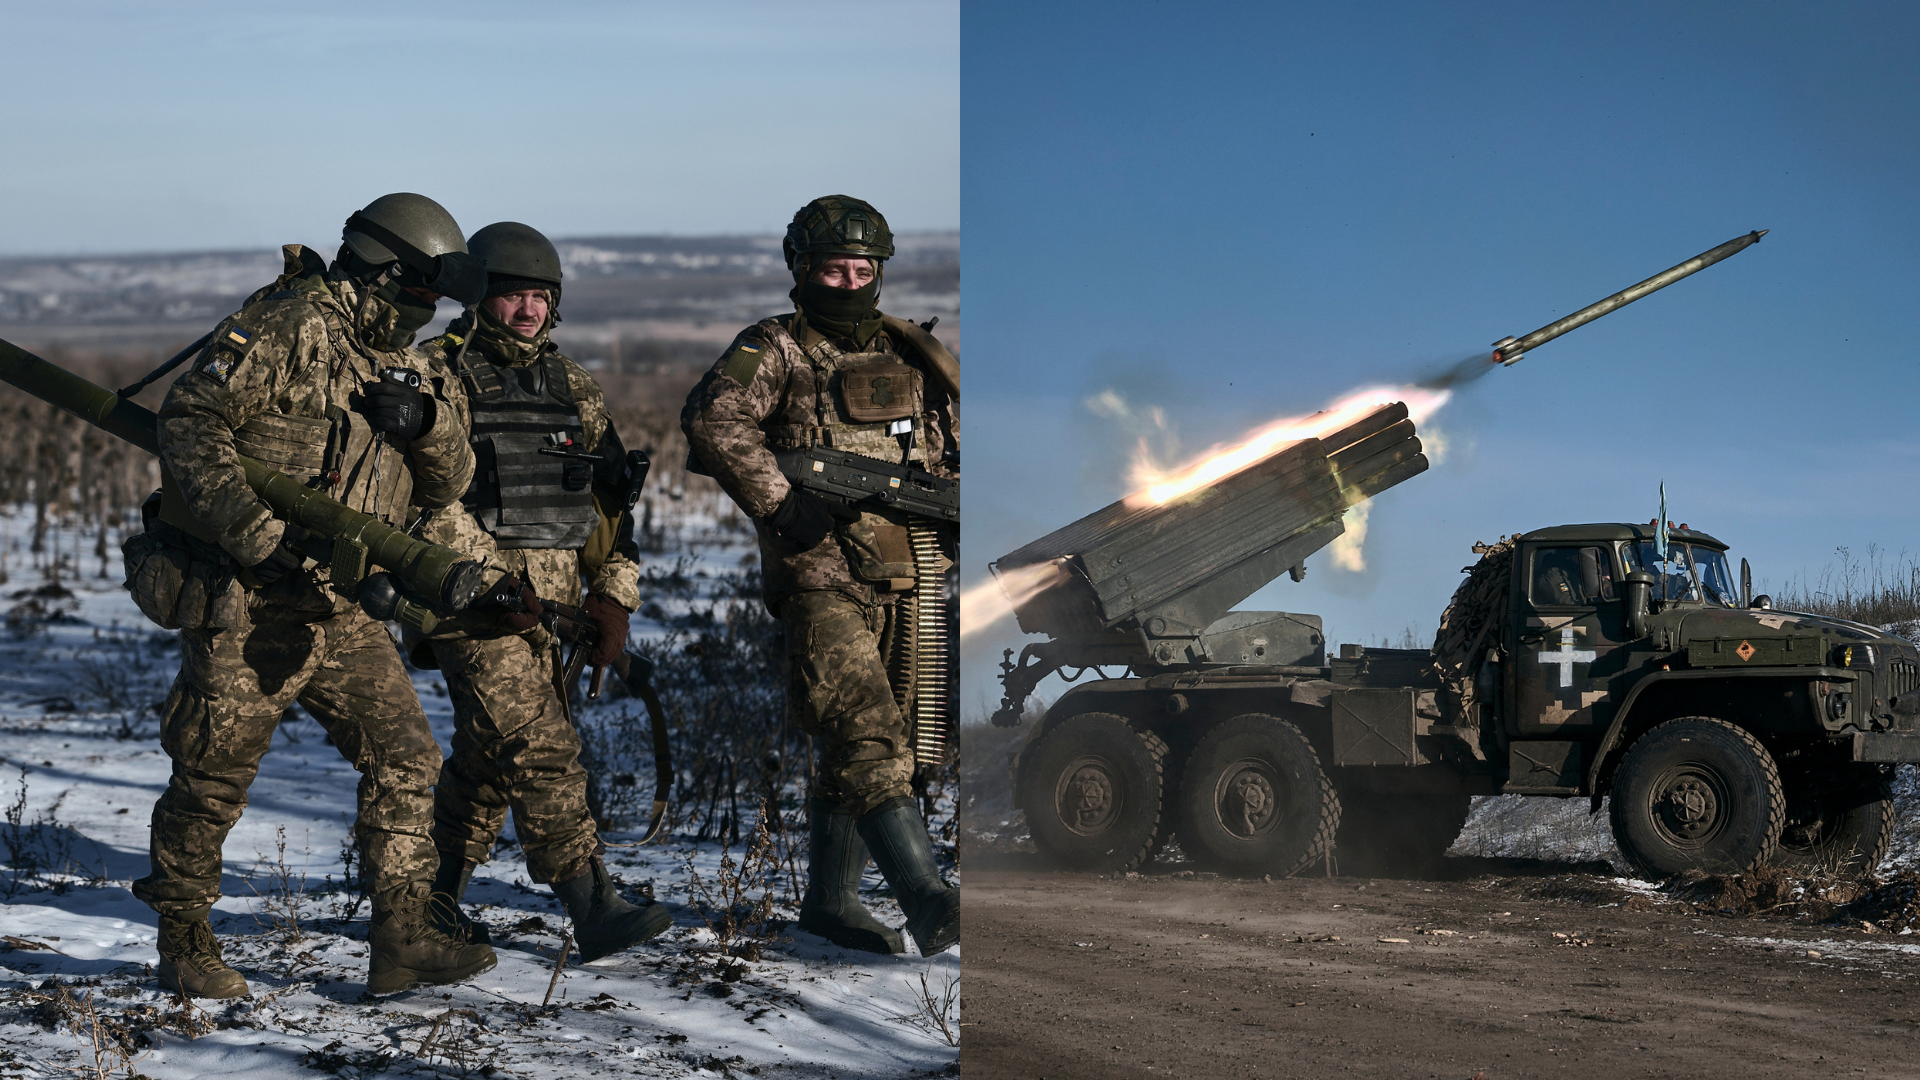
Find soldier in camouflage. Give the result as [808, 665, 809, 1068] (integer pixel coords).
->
[410, 222, 671, 961]
[682, 195, 960, 956]
[133, 193, 497, 998]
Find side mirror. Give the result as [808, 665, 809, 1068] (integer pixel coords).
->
[1741, 557, 1752, 609]
[1622, 571, 1656, 639]
[1750, 594, 1772, 611]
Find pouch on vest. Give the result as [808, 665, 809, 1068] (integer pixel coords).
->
[122, 516, 248, 631]
[233, 411, 331, 483]
[837, 362, 920, 424]
[839, 512, 917, 591]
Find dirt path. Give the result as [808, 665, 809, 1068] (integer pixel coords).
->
[961, 856, 1920, 1079]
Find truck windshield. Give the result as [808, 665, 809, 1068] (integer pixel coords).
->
[1626, 541, 1739, 606]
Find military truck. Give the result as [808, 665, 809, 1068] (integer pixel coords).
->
[989, 405, 1920, 880]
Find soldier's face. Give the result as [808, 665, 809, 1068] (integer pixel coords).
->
[483, 289, 552, 336]
[809, 256, 877, 290]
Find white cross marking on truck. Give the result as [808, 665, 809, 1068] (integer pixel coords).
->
[1539, 627, 1596, 687]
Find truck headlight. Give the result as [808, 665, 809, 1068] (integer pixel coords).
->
[1838, 644, 1877, 668]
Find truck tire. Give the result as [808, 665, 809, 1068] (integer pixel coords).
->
[1608, 717, 1784, 879]
[1334, 793, 1473, 878]
[1173, 714, 1339, 878]
[1019, 713, 1167, 872]
[1774, 765, 1894, 876]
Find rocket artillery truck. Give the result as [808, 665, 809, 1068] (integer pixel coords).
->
[989, 231, 1920, 880]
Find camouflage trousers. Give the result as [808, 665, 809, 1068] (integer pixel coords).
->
[428, 632, 600, 885]
[132, 605, 439, 918]
[779, 589, 914, 816]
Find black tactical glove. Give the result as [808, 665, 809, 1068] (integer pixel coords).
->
[766, 486, 837, 553]
[247, 531, 307, 586]
[362, 379, 430, 440]
[478, 573, 545, 633]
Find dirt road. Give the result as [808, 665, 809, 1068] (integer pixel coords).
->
[961, 856, 1920, 1079]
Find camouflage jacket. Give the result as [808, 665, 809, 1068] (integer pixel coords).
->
[157, 246, 474, 616]
[413, 332, 643, 614]
[681, 313, 958, 604]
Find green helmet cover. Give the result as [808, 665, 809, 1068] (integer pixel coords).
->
[784, 195, 895, 273]
[468, 221, 562, 287]
[341, 192, 469, 266]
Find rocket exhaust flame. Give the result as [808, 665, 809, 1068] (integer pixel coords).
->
[1125, 384, 1452, 508]
[961, 560, 1066, 642]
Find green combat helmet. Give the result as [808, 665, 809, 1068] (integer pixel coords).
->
[342, 193, 486, 307]
[468, 221, 564, 305]
[784, 195, 895, 275]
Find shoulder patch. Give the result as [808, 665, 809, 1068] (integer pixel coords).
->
[720, 341, 766, 386]
[195, 322, 259, 386]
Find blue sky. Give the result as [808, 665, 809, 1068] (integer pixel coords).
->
[960, 1, 1920, 721]
[1, 1, 958, 254]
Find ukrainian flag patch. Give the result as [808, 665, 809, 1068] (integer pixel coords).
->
[196, 321, 258, 385]
[721, 341, 765, 386]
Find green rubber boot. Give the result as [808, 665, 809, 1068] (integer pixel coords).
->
[368, 881, 498, 995]
[156, 912, 249, 999]
[856, 797, 960, 956]
[550, 858, 673, 962]
[797, 799, 906, 954]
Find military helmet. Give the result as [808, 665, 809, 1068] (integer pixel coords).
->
[468, 221, 563, 300]
[341, 193, 468, 265]
[783, 195, 895, 272]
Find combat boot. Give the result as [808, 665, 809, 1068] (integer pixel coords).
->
[856, 797, 960, 956]
[550, 857, 673, 962]
[797, 799, 905, 954]
[368, 881, 498, 995]
[155, 912, 249, 999]
[429, 858, 491, 946]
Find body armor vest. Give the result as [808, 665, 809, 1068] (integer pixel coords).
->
[799, 346, 928, 466]
[461, 350, 600, 549]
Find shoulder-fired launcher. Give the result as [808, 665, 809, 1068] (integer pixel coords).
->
[0, 338, 488, 611]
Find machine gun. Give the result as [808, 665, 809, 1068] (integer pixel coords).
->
[774, 447, 958, 522]
[0, 338, 489, 611]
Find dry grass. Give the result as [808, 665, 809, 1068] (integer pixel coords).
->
[1772, 545, 1920, 634]
[887, 965, 960, 1047]
[684, 801, 783, 965]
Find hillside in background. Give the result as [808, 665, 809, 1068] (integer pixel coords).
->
[0, 232, 961, 365]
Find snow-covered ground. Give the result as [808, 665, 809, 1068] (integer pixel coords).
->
[0, 510, 958, 1079]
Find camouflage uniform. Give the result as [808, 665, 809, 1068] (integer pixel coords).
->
[131, 245, 474, 917]
[411, 320, 641, 885]
[682, 315, 958, 816]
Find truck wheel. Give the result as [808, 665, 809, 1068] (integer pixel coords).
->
[1334, 793, 1473, 878]
[1018, 713, 1167, 872]
[1773, 766, 1894, 876]
[1173, 714, 1338, 877]
[1608, 717, 1784, 879]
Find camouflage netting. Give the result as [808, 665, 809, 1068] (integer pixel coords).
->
[1430, 537, 1519, 745]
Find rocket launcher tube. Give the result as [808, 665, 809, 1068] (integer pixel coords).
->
[1492, 230, 1766, 365]
[0, 337, 489, 611]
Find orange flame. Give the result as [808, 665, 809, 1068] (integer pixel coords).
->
[961, 560, 1068, 643]
[1123, 385, 1453, 508]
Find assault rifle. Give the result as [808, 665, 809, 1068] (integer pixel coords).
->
[773, 446, 958, 522]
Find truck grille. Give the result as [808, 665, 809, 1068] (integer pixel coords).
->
[1889, 658, 1918, 701]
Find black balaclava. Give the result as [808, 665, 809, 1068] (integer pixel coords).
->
[340, 252, 438, 352]
[793, 258, 883, 348]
